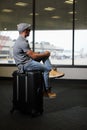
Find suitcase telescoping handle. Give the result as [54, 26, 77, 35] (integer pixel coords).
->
[17, 75, 19, 101]
[25, 75, 28, 102]
[16, 75, 28, 102]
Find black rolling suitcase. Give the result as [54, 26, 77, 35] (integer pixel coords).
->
[11, 70, 44, 116]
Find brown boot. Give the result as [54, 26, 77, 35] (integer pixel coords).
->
[49, 69, 64, 78]
[43, 90, 57, 98]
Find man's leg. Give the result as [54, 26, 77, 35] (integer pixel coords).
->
[23, 59, 57, 98]
[36, 57, 65, 78]
[23, 59, 51, 90]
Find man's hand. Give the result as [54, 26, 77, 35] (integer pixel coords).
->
[44, 51, 50, 57]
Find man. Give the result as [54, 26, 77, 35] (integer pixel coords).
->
[13, 23, 64, 98]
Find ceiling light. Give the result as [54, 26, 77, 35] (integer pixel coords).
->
[64, 0, 73, 4]
[2, 9, 13, 13]
[44, 7, 55, 11]
[68, 11, 77, 14]
[4, 28, 7, 31]
[51, 16, 60, 19]
[29, 13, 39, 16]
[15, 2, 28, 7]
[64, 0, 77, 4]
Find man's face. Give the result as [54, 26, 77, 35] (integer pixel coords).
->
[25, 29, 31, 37]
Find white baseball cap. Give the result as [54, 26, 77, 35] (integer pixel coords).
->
[17, 23, 31, 32]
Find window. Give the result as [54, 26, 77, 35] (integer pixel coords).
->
[0, 31, 32, 64]
[35, 0, 73, 65]
[0, 0, 32, 64]
[0, 0, 87, 66]
[74, 0, 87, 65]
[35, 30, 72, 65]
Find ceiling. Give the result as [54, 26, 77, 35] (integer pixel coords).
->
[0, 0, 87, 30]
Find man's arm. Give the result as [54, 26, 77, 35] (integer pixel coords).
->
[26, 50, 50, 60]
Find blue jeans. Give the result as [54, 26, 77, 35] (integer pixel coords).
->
[23, 57, 52, 90]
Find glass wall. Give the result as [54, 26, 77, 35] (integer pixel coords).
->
[0, 0, 33, 64]
[35, 0, 73, 65]
[0, 0, 87, 67]
[0, 30, 32, 64]
[74, 0, 87, 65]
